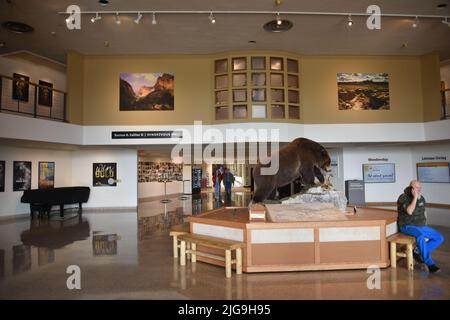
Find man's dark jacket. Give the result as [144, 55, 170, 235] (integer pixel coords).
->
[397, 186, 426, 228]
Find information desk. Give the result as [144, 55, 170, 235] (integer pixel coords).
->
[188, 206, 398, 272]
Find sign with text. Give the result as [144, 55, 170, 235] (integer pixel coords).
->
[417, 162, 450, 183]
[111, 131, 182, 139]
[93, 163, 117, 187]
[363, 163, 396, 183]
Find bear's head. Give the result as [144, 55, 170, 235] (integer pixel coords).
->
[317, 146, 331, 173]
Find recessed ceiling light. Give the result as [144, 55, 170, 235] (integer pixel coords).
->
[99, 0, 109, 6]
[264, 18, 293, 32]
[2, 21, 34, 34]
[248, 40, 256, 44]
[437, 3, 448, 8]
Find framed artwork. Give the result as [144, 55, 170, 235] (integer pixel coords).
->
[120, 73, 174, 111]
[38, 80, 53, 107]
[0, 161, 5, 192]
[93, 163, 117, 187]
[13, 161, 32, 191]
[337, 73, 390, 110]
[363, 163, 396, 183]
[38, 161, 55, 189]
[12, 73, 30, 102]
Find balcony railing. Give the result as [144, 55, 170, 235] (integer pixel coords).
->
[0, 74, 67, 122]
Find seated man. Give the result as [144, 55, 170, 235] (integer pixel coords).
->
[397, 180, 444, 273]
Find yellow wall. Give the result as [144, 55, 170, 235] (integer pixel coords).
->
[82, 55, 212, 125]
[301, 56, 424, 123]
[67, 51, 442, 125]
[67, 50, 84, 124]
[421, 52, 442, 122]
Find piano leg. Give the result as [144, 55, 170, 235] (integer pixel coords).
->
[30, 204, 34, 219]
[59, 204, 64, 218]
[78, 202, 83, 215]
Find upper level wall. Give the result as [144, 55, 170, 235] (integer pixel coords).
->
[81, 54, 212, 125]
[67, 51, 442, 125]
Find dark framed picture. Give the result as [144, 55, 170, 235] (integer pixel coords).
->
[38, 161, 55, 189]
[93, 163, 117, 187]
[13, 161, 32, 191]
[12, 73, 30, 102]
[38, 80, 53, 107]
[0, 161, 5, 192]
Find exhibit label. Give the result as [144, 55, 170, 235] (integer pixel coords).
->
[111, 131, 182, 139]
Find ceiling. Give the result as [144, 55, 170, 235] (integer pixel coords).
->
[0, 0, 450, 63]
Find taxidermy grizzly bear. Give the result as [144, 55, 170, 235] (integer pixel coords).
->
[252, 137, 332, 203]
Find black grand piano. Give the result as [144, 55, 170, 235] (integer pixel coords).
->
[21, 186, 90, 218]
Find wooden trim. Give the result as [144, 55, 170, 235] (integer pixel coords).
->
[245, 262, 389, 273]
[364, 202, 450, 209]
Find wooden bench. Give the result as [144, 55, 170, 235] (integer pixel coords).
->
[169, 223, 190, 258]
[178, 233, 245, 278]
[387, 233, 416, 271]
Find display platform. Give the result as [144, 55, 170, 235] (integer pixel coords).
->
[188, 206, 398, 272]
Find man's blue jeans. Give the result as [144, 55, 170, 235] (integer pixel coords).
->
[400, 225, 444, 266]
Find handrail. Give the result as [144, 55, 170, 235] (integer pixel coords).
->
[0, 74, 67, 94]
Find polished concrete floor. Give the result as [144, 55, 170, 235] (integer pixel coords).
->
[0, 191, 449, 300]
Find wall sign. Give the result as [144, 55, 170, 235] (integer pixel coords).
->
[111, 131, 182, 139]
[368, 158, 388, 162]
[38, 162, 55, 189]
[13, 161, 32, 191]
[93, 163, 117, 187]
[417, 162, 450, 183]
[363, 163, 396, 183]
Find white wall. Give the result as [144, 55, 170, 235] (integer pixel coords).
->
[411, 143, 450, 205]
[343, 146, 414, 202]
[0, 146, 138, 217]
[71, 149, 138, 209]
[0, 145, 73, 216]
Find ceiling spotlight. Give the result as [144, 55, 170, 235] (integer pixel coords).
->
[276, 12, 282, 25]
[209, 12, 216, 24]
[152, 12, 157, 25]
[115, 12, 121, 25]
[134, 12, 143, 24]
[98, 0, 109, 6]
[65, 16, 71, 24]
[412, 16, 419, 28]
[91, 12, 101, 23]
[347, 14, 353, 26]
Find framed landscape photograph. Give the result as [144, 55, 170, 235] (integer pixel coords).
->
[120, 73, 174, 111]
[93, 163, 117, 187]
[12, 73, 30, 102]
[13, 161, 32, 191]
[337, 73, 390, 110]
[38, 80, 53, 107]
[0, 161, 5, 192]
[38, 161, 55, 189]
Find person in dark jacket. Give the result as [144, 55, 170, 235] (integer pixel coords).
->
[397, 180, 444, 273]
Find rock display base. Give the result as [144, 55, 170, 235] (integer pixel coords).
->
[280, 186, 348, 212]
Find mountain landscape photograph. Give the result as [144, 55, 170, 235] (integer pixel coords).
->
[337, 73, 390, 110]
[120, 73, 174, 111]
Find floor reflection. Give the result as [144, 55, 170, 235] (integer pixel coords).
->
[0, 190, 448, 299]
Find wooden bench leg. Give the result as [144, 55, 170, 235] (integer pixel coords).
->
[172, 236, 178, 258]
[390, 242, 397, 268]
[236, 248, 242, 275]
[180, 240, 186, 266]
[187, 242, 191, 260]
[407, 243, 414, 271]
[225, 249, 231, 278]
[191, 243, 197, 263]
